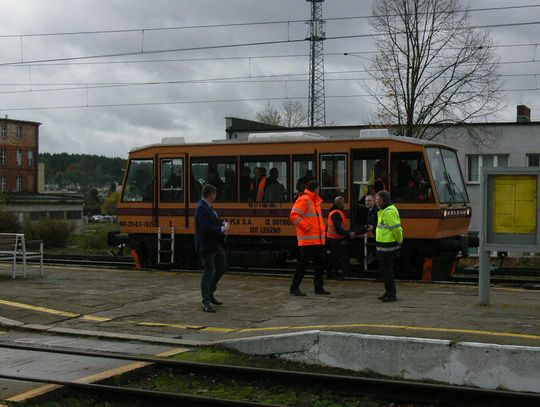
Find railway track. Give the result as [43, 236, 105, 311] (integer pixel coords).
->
[1, 342, 539, 407]
[23, 254, 540, 287]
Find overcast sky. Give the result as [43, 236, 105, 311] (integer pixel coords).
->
[1, 0, 540, 157]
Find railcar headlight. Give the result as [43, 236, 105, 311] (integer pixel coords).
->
[466, 208, 471, 216]
[443, 209, 448, 217]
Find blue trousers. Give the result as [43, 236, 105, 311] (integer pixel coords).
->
[199, 247, 227, 305]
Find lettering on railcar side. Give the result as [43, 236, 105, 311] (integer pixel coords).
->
[119, 220, 153, 227]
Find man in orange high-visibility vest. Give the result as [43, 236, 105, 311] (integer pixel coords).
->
[326, 196, 356, 279]
[289, 180, 329, 296]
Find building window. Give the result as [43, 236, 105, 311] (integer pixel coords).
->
[16, 150, 22, 166]
[0, 176, 7, 192]
[28, 151, 34, 167]
[528, 154, 540, 167]
[30, 211, 47, 220]
[0, 149, 7, 165]
[466, 154, 509, 183]
[66, 211, 82, 220]
[0, 125, 6, 138]
[16, 126, 22, 138]
[49, 211, 65, 219]
[15, 176, 23, 192]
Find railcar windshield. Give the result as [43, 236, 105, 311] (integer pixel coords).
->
[426, 148, 469, 204]
[122, 159, 154, 202]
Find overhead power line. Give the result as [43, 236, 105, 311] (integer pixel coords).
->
[0, 70, 538, 96]
[1, 87, 538, 112]
[3, 19, 540, 68]
[0, 3, 539, 39]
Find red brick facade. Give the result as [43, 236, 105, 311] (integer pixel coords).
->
[0, 118, 40, 193]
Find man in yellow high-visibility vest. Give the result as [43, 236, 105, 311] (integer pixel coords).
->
[373, 190, 403, 302]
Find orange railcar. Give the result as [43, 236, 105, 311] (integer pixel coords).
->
[110, 133, 472, 279]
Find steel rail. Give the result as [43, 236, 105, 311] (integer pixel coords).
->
[0, 373, 278, 407]
[1, 342, 539, 406]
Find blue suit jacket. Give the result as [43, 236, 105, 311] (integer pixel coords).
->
[194, 199, 225, 254]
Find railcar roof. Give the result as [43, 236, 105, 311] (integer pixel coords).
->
[130, 135, 454, 153]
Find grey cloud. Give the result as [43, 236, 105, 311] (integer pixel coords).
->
[0, 0, 539, 156]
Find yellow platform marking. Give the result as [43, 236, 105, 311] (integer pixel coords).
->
[0, 298, 112, 322]
[0, 299, 79, 318]
[6, 384, 63, 402]
[6, 347, 190, 402]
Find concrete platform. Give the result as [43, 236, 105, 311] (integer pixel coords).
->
[0, 264, 539, 346]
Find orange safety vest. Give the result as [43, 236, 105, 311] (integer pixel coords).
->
[327, 209, 348, 240]
[290, 189, 326, 246]
[256, 176, 267, 202]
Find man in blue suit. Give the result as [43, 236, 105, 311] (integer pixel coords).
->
[195, 184, 230, 312]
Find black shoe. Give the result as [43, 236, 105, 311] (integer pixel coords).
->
[290, 288, 307, 296]
[315, 287, 330, 295]
[202, 303, 216, 312]
[382, 297, 397, 302]
[210, 296, 223, 305]
[378, 293, 389, 300]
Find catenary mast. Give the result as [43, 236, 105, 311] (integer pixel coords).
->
[306, 0, 326, 127]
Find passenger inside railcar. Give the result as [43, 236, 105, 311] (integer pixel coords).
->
[296, 169, 314, 194]
[391, 155, 433, 202]
[252, 167, 268, 202]
[240, 166, 253, 201]
[265, 167, 287, 202]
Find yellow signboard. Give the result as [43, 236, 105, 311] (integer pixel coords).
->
[493, 175, 537, 234]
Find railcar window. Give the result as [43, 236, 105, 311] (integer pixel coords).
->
[391, 153, 433, 203]
[427, 148, 469, 204]
[320, 154, 347, 201]
[122, 159, 154, 202]
[240, 156, 289, 203]
[160, 158, 184, 202]
[293, 155, 315, 200]
[190, 157, 237, 202]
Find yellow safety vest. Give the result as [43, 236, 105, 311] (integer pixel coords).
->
[375, 204, 403, 253]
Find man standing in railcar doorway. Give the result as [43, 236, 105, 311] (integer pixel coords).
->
[375, 190, 403, 302]
[289, 180, 330, 296]
[195, 184, 230, 313]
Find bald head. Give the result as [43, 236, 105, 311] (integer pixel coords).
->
[334, 196, 345, 209]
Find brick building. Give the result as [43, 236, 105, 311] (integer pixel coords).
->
[0, 117, 40, 193]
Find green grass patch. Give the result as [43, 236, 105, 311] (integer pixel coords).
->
[45, 223, 125, 256]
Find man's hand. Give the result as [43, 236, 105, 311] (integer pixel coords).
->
[366, 225, 374, 232]
[349, 232, 356, 239]
[222, 222, 230, 234]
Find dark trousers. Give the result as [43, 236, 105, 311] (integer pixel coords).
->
[292, 245, 325, 290]
[327, 239, 349, 275]
[377, 254, 397, 299]
[199, 247, 226, 305]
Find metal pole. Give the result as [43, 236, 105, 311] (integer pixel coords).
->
[478, 244, 490, 305]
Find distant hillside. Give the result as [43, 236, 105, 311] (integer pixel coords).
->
[40, 153, 127, 189]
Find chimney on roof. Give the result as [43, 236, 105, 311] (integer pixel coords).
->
[517, 105, 531, 123]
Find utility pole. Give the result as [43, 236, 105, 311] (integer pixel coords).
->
[306, 0, 326, 127]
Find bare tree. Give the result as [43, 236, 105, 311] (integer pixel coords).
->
[367, 0, 501, 140]
[255, 101, 308, 127]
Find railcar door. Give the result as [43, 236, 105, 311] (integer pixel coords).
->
[350, 148, 388, 227]
[157, 153, 188, 232]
